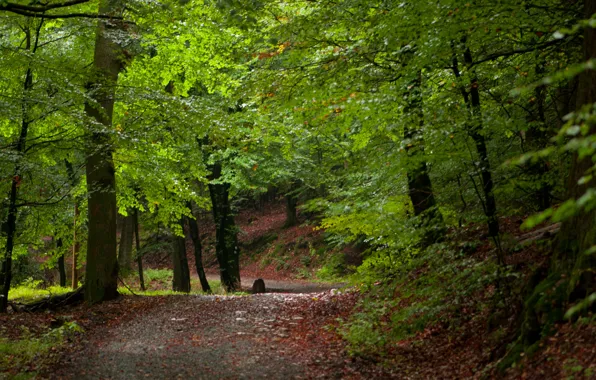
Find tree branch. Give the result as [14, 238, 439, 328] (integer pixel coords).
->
[470, 39, 567, 68]
[0, 6, 124, 19]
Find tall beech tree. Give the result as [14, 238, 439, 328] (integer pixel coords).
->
[83, 0, 126, 303]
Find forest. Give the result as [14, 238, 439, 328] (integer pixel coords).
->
[0, 0, 595, 378]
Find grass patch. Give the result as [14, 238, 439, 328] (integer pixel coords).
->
[8, 285, 71, 303]
[144, 268, 173, 285]
[118, 274, 245, 296]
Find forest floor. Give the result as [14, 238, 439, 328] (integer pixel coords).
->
[2, 203, 595, 379]
[2, 279, 390, 379]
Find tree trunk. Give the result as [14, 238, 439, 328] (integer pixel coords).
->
[72, 202, 80, 289]
[0, 26, 36, 313]
[403, 73, 445, 245]
[284, 193, 298, 228]
[552, 0, 596, 304]
[505, 2, 596, 366]
[524, 60, 552, 211]
[172, 218, 191, 293]
[83, 1, 125, 304]
[134, 209, 145, 291]
[57, 238, 66, 287]
[64, 160, 80, 289]
[209, 163, 241, 292]
[118, 211, 134, 275]
[186, 202, 211, 293]
[452, 45, 500, 241]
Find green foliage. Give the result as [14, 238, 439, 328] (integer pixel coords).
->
[0, 2, 594, 372]
[143, 268, 174, 285]
[317, 252, 347, 281]
[564, 292, 596, 320]
[340, 243, 500, 356]
[8, 282, 71, 302]
[0, 321, 83, 377]
[120, 270, 228, 295]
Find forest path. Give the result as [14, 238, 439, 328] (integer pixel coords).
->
[48, 286, 368, 380]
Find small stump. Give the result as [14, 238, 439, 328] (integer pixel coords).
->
[252, 278, 266, 294]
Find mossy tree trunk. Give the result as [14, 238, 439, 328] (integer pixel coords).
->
[83, 0, 125, 304]
[209, 163, 241, 292]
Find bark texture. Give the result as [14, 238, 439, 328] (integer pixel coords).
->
[83, 0, 125, 303]
[172, 219, 191, 293]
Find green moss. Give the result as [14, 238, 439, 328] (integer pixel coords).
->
[8, 285, 71, 302]
[117, 279, 238, 296]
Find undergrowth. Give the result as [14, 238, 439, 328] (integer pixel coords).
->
[120, 270, 240, 295]
[340, 242, 501, 357]
[0, 322, 83, 378]
[8, 279, 71, 303]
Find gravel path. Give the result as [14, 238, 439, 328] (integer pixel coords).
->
[48, 285, 355, 380]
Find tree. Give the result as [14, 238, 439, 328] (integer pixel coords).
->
[209, 162, 241, 292]
[186, 201, 211, 293]
[0, 12, 87, 312]
[83, 0, 126, 303]
[172, 219, 191, 293]
[118, 211, 134, 274]
[133, 208, 145, 291]
[515, 0, 596, 354]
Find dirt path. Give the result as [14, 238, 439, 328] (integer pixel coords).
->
[46, 284, 380, 380]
